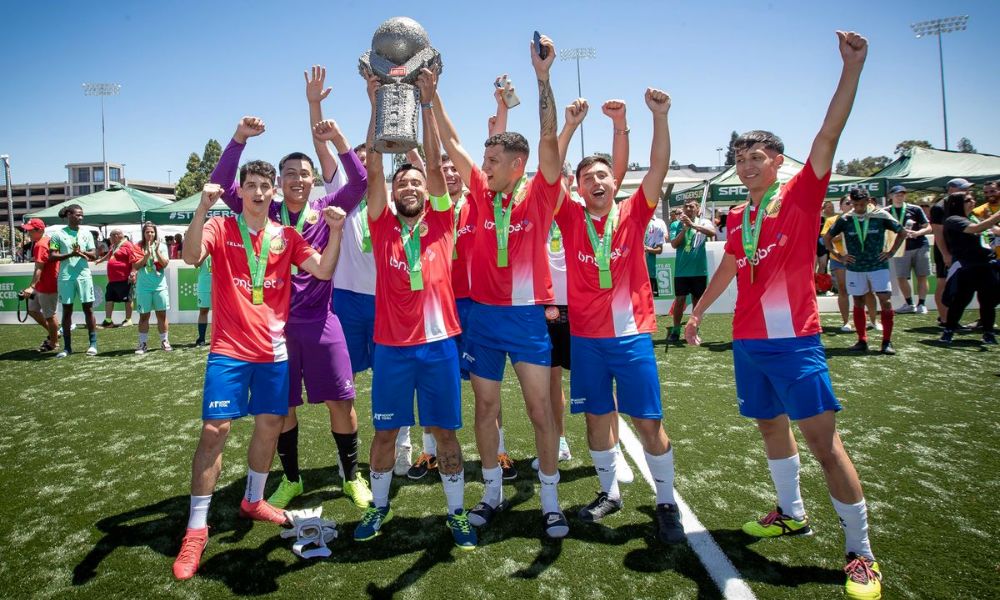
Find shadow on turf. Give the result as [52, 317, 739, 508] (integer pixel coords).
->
[706, 528, 843, 590]
[0, 348, 52, 362]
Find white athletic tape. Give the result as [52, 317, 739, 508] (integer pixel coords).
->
[616, 416, 757, 600]
[282, 507, 338, 559]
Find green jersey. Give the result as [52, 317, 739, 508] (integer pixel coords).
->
[49, 227, 95, 281]
[669, 218, 712, 277]
[828, 210, 902, 272]
[198, 256, 212, 283]
[136, 241, 168, 291]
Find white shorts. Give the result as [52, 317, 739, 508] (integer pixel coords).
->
[846, 269, 892, 296]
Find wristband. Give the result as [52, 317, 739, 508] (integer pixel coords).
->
[420, 101, 434, 110]
[614, 127, 630, 135]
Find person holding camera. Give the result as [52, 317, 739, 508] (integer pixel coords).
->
[18, 218, 59, 352]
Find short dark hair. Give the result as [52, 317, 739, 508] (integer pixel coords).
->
[441, 153, 451, 163]
[575, 155, 613, 182]
[392, 162, 425, 184]
[58, 203, 82, 219]
[733, 130, 785, 154]
[849, 187, 870, 201]
[278, 152, 315, 172]
[239, 160, 277, 185]
[944, 192, 970, 217]
[484, 132, 530, 158]
[353, 143, 367, 153]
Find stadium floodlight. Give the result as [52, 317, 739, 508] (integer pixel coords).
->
[560, 47, 597, 161]
[1, 155, 12, 260]
[910, 16, 968, 151]
[82, 83, 122, 191]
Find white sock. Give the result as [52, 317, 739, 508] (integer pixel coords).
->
[831, 496, 874, 560]
[160, 332, 168, 342]
[589, 449, 621, 500]
[370, 469, 392, 508]
[768, 455, 806, 520]
[538, 469, 560, 514]
[440, 469, 465, 514]
[422, 431, 437, 456]
[481, 466, 503, 507]
[187, 495, 212, 529]
[245, 468, 268, 503]
[139, 332, 148, 345]
[497, 427, 507, 454]
[644, 449, 676, 505]
[396, 426, 411, 450]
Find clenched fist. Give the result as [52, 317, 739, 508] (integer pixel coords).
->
[323, 206, 347, 232]
[644, 88, 671, 115]
[234, 116, 265, 144]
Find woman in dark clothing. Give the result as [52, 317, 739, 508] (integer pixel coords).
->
[941, 192, 1000, 344]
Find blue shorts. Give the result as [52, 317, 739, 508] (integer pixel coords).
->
[830, 258, 846, 272]
[202, 353, 289, 420]
[371, 338, 462, 431]
[569, 334, 662, 419]
[333, 289, 376, 374]
[455, 297, 473, 380]
[733, 335, 841, 421]
[464, 303, 551, 381]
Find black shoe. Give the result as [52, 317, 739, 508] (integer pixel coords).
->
[467, 499, 508, 528]
[577, 491, 623, 522]
[407, 453, 438, 480]
[983, 332, 997, 345]
[847, 340, 868, 352]
[498, 453, 518, 480]
[939, 329, 954, 344]
[667, 331, 680, 343]
[543, 511, 570, 538]
[880, 341, 896, 355]
[654, 503, 686, 544]
[194, 339, 207, 347]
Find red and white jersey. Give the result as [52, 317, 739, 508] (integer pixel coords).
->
[724, 160, 831, 340]
[555, 187, 658, 338]
[369, 199, 461, 347]
[451, 193, 476, 300]
[203, 216, 316, 362]
[467, 165, 560, 306]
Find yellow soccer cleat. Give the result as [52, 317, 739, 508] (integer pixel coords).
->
[844, 553, 882, 600]
[741, 506, 812, 538]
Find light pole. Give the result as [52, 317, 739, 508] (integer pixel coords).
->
[82, 82, 121, 190]
[911, 16, 968, 151]
[560, 47, 596, 161]
[167, 170, 172, 184]
[715, 147, 724, 168]
[1, 155, 13, 261]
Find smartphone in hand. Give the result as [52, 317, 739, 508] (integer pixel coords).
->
[495, 75, 520, 109]
[533, 30, 549, 60]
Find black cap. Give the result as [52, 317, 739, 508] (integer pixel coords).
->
[849, 188, 870, 201]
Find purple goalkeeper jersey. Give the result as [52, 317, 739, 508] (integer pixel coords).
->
[211, 139, 367, 322]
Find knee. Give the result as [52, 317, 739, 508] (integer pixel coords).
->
[200, 421, 231, 449]
[254, 414, 285, 437]
[524, 400, 551, 428]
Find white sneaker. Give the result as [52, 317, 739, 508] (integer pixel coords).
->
[55, 350, 70, 358]
[896, 304, 915, 314]
[616, 453, 634, 484]
[135, 343, 148, 355]
[531, 447, 573, 471]
[839, 323, 854, 333]
[916, 304, 928, 314]
[866, 322, 875, 331]
[393, 445, 412, 476]
[69, 323, 77, 331]
[86, 346, 98, 356]
[873, 321, 883, 332]
[161, 341, 173, 352]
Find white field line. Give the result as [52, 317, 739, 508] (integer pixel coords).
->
[617, 416, 756, 600]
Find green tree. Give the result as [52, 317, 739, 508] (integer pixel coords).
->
[724, 131, 738, 166]
[894, 139, 932, 156]
[835, 156, 890, 177]
[957, 137, 977, 153]
[174, 140, 223, 199]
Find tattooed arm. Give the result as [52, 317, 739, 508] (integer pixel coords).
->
[531, 34, 561, 185]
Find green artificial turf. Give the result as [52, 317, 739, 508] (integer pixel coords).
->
[0, 314, 996, 599]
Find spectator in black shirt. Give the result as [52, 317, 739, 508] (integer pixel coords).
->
[940, 192, 1000, 344]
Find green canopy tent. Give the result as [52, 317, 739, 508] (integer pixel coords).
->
[25, 184, 172, 225]
[872, 146, 1000, 191]
[145, 192, 235, 225]
[668, 156, 885, 207]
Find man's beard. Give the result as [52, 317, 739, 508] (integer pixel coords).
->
[396, 199, 423, 218]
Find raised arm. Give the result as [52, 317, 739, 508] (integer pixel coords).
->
[603, 100, 630, 188]
[431, 86, 476, 188]
[417, 69, 447, 199]
[305, 65, 340, 184]
[364, 76, 388, 222]
[557, 99, 588, 167]
[640, 88, 672, 207]
[531, 34, 560, 184]
[960, 209, 1000, 234]
[489, 75, 511, 137]
[809, 31, 867, 179]
[211, 117, 266, 211]
[183, 185, 221, 266]
[312, 119, 366, 213]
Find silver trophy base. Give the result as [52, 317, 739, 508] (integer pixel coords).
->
[374, 83, 419, 154]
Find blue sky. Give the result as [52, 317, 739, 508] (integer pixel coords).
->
[2, 0, 997, 184]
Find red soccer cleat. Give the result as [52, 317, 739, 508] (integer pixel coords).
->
[239, 498, 289, 525]
[172, 527, 208, 580]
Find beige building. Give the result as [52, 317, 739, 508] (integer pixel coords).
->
[1, 161, 174, 223]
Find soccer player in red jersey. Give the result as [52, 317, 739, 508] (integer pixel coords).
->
[685, 32, 882, 600]
[171, 169, 346, 580]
